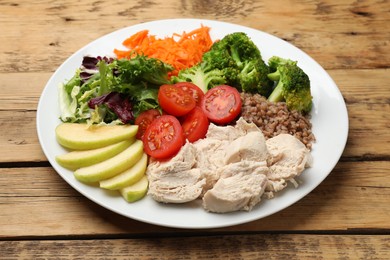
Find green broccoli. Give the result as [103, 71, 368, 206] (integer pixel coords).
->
[173, 32, 273, 95]
[267, 55, 297, 73]
[267, 56, 313, 113]
[201, 43, 236, 70]
[238, 59, 273, 96]
[170, 61, 227, 93]
[206, 32, 273, 95]
[211, 32, 262, 68]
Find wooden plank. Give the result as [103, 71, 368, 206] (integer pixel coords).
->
[343, 102, 390, 158]
[0, 0, 389, 73]
[0, 110, 46, 163]
[1, 235, 389, 259]
[327, 69, 390, 104]
[0, 73, 50, 111]
[0, 161, 388, 237]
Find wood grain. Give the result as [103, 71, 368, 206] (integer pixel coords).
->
[1, 235, 389, 259]
[0, 0, 389, 257]
[1, 161, 389, 238]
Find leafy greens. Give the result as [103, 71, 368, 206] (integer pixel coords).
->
[58, 55, 173, 125]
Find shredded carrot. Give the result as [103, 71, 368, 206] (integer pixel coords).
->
[113, 25, 214, 76]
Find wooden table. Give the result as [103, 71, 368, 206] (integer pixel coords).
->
[1, 0, 389, 258]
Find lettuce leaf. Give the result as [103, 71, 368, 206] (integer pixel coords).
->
[58, 55, 172, 125]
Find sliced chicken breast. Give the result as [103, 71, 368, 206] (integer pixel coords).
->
[202, 161, 269, 213]
[224, 131, 269, 164]
[193, 138, 226, 193]
[148, 168, 205, 203]
[147, 143, 205, 203]
[265, 134, 312, 191]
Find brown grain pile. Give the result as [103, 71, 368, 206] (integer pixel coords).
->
[240, 93, 315, 149]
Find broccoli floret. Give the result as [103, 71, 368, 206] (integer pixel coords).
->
[213, 32, 262, 68]
[239, 59, 273, 96]
[202, 44, 236, 70]
[203, 32, 273, 94]
[172, 32, 273, 95]
[171, 61, 227, 93]
[201, 42, 240, 86]
[267, 56, 313, 113]
[267, 55, 297, 73]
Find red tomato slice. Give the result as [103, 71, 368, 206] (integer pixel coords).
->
[181, 106, 209, 143]
[158, 84, 196, 117]
[174, 82, 204, 106]
[134, 109, 161, 139]
[201, 85, 242, 125]
[142, 115, 184, 159]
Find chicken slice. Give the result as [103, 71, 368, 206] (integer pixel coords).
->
[265, 134, 312, 191]
[195, 118, 266, 193]
[147, 142, 196, 174]
[206, 118, 260, 142]
[147, 168, 205, 203]
[205, 123, 239, 141]
[146, 143, 205, 203]
[193, 138, 226, 193]
[224, 131, 269, 164]
[234, 117, 263, 135]
[202, 161, 269, 213]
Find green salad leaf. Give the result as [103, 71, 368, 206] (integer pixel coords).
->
[58, 55, 173, 124]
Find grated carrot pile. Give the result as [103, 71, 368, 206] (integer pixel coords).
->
[113, 25, 214, 76]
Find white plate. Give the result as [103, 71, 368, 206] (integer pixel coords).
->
[37, 19, 348, 229]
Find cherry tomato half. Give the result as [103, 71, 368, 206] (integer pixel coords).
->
[158, 84, 196, 117]
[142, 115, 184, 159]
[174, 82, 204, 106]
[201, 85, 242, 125]
[135, 109, 161, 139]
[181, 106, 209, 143]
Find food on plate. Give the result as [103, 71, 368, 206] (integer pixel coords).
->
[240, 93, 315, 149]
[224, 131, 269, 164]
[175, 82, 204, 106]
[157, 84, 196, 116]
[55, 140, 134, 170]
[147, 143, 205, 203]
[266, 134, 313, 192]
[145, 118, 312, 213]
[134, 109, 162, 139]
[170, 60, 226, 93]
[58, 55, 173, 125]
[142, 115, 184, 159]
[114, 26, 213, 76]
[99, 153, 148, 190]
[181, 106, 209, 143]
[56, 127, 148, 202]
[171, 32, 273, 96]
[120, 175, 149, 203]
[202, 161, 269, 213]
[267, 56, 313, 114]
[74, 140, 144, 183]
[54, 25, 316, 208]
[201, 85, 242, 125]
[205, 32, 273, 95]
[55, 123, 138, 150]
